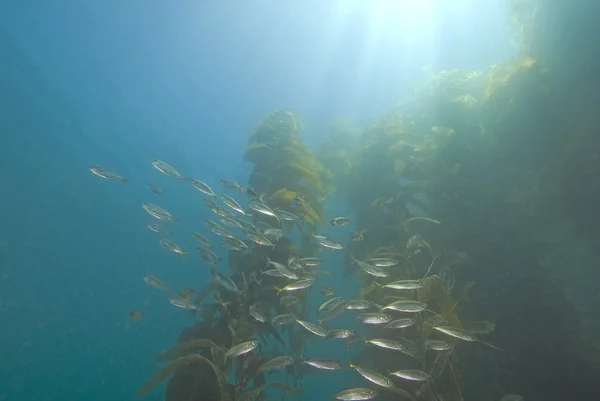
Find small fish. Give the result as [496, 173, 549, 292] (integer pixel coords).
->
[330, 216, 351, 226]
[296, 320, 328, 337]
[89, 165, 128, 183]
[335, 388, 378, 401]
[159, 238, 188, 258]
[152, 159, 185, 181]
[169, 297, 200, 310]
[225, 340, 259, 358]
[350, 364, 394, 387]
[129, 310, 144, 321]
[276, 278, 315, 294]
[174, 290, 194, 305]
[383, 280, 424, 290]
[142, 203, 175, 221]
[319, 300, 349, 323]
[319, 296, 342, 311]
[192, 232, 211, 248]
[299, 257, 324, 267]
[280, 296, 300, 307]
[220, 194, 246, 215]
[350, 230, 365, 242]
[390, 369, 430, 382]
[365, 338, 408, 352]
[368, 258, 398, 267]
[313, 234, 344, 250]
[327, 329, 355, 339]
[220, 216, 243, 229]
[249, 303, 268, 323]
[215, 273, 238, 292]
[258, 355, 293, 373]
[148, 183, 163, 195]
[500, 395, 524, 401]
[383, 300, 427, 313]
[346, 300, 374, 310]
[320, 285, 336, 296]
[248, 200, 279, 219]
[246, 186, 263, 200]
[221, 236, 248, 251]
[190, 179, 216, 197]
[143, 274, 171, 293]
[211, 224, 235, 239]
[262, 228, 284, 242]
[262, 269, 285, 277]
[220, 179, 243, 192]
[303, 357, 342, 370]
[147, 223, 172, 235]
[197, 247, 221, 265]
[384, 318, 416, 329]
[274, 208, 300, 221]
[351, 255, 388, 277]
[212, 206, 236, 219]
[203, 197, 218, 208]
[272, 314, 297, 325]
[425, 340, 453, 351]
[357, 313, 392, 325]
[267, 257, 298, 279]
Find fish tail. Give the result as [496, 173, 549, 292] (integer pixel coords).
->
[180, 252, 189, 259]
[180, 177, 186, 182]
[121, 178, 129, 184]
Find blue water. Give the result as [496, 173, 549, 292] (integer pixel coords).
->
[0, 2, 512, 400]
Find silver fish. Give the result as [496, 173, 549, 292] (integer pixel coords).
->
[345, 300, 374, 310]
[220, 179, 243, 192]
[368, 258, 398, 267]
[226, 340, 259, 357]
[327, 329, 355, 339]
[280, 296, 300, 307]
[89, 165, 128, 183]
[319, 300, 349, 323]
[335, 388, 378, 401]
[274, 208, 300, 221]
[152, 159, 185, 181]
[192, 232, 211, 248]
[220, 216, 243, 229]
[220, 194, 246, 215]
[425, 340, 453, 351]
[319, 296, 342, 311]
[303, 357, 342, 370]
[296, 320, 328, 337]
[299, 257, 324, 267]
[258, 355, 293, 373]
[352, 255, 388, 277]
[248, 200, 279, 219]
[215, 273, 238, 292]
[212, 206, 236, 219]
[221, 236, 248, 251]
[330, 216, 351, 226]
[350, 364, 394, 387]
[390, 369, 430, 381]
[148, 223, 172, 235]
[267, 256, 298, 279]
[142, 203, 175, 221]
[272, 314, 297, 325]
[357, 313, 392, 325]
[249, 304, 268, 323]
[159, 238, 188, 258]
[384, 318, 416, 329]
[169, 297, 200, 310]
[383, 280, 424, 290]
[313, 234, 344, 250]
[277, 278, 315, 294]
[143, 274, 171, 293]
[190, 179, 216, 197]
[383, 300, 427, 313]
[148, 183, 163, 195]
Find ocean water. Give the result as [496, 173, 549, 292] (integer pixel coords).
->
[0, 2, 555, 401]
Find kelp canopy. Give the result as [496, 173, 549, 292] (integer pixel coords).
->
[138, 2, 600, 401]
